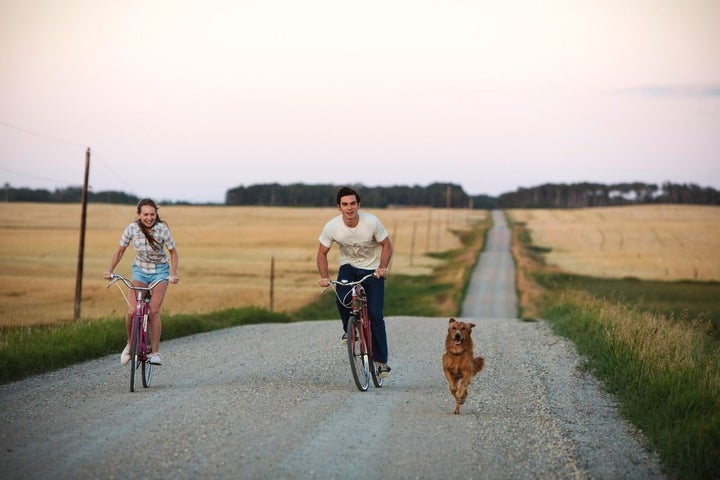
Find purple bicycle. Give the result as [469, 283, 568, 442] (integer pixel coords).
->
[107, 273, 167, 392]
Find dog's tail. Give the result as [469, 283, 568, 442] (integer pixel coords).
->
[473, 357, 485, 375]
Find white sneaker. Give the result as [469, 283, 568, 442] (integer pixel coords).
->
[149, 353, 162, 365]
[120, 345, 130, 365]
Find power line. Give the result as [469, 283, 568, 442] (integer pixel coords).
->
[91, 150, 136, 193]
[0, 119, 135, 193]
[0, 119, 86, 148]
[0, 166, 78, 186]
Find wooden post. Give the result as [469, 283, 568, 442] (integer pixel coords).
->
[410, 221, 417, 267]
[425, 208, 432, 252]
[446, 185, 451, 227]
[74, 148, 90, 320]
[269, 256, 275, 312]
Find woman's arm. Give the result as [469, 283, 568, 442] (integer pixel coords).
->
[168, 247, 180, 284]
[104, 245, 127, 279]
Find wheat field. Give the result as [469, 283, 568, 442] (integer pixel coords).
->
[508, 205, 720, 281]
[4, 203, 716, 328]
[0, 203, 481, 327]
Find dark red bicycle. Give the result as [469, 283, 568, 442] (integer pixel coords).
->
[326, 274, 383, 391]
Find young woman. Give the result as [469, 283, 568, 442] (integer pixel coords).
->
[104, 198, 179, 366]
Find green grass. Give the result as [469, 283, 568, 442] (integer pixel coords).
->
[512, 220, 720, 479]
[535, 273, 720, 339]
[543, 294, 720, 480]
[0, 307, 290, 385]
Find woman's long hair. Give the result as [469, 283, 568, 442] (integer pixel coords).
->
[136, 198, 164, 250]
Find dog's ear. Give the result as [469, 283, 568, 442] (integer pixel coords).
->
[448, 318, 456, 324]
[469, 323, 476, 329]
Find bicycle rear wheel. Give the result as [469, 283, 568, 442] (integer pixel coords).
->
[369, 335, 383, 389]
[362, 304, 383, 388]
[141, 317, 153, 388]
[347, 316, 370, 392]
[129, 317, 141, 392]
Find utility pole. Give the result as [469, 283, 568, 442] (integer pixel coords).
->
[74, 148, 90, 320]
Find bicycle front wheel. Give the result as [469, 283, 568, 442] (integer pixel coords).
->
[129, 317, 141, 392]
[347, 316, 370, 392]
[141, 358, 153, 388]
[141, 319, 153, 388]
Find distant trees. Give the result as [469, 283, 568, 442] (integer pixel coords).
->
[496, 182, 720, 208]
[3, 181, 719, 208]
[225, 182, 491, 208]
[1, 184, 140, 204]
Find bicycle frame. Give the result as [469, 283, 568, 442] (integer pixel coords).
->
[350, 283, 372, 356]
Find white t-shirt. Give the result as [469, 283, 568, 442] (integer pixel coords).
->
[319, 212, 389, 270]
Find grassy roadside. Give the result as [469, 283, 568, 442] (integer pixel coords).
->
[0, 307, 290, 385]
[510, 217, 720, 480]
[0, 220, 489, 385]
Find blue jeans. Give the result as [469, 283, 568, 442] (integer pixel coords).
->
[335, 264, 389, 363]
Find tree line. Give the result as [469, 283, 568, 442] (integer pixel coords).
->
[0, 184, 195, 206]
[225, 182, 497, 209]
[3, 181, 718, 208]
[495, 182, 720, 208]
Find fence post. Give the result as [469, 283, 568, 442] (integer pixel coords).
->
[410, 221, 417, 266]
[269, 256, 275, 312]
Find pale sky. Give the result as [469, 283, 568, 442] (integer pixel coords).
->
[1, 0, 718, 203]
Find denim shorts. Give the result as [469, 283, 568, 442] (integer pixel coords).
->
[132, 263, 169, 285]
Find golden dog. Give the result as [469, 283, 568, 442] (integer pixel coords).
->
[442, 318, 485, 414]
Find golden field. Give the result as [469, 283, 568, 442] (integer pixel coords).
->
[508, 205, 720, 281]
[0, 203, 481, 327]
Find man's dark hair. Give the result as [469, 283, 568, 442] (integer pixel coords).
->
[336, 186, 360, 205]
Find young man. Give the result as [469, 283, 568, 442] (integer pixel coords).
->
[317, 186, 394, 377]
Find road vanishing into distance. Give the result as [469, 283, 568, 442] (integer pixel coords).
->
[0, 210, 664, 479]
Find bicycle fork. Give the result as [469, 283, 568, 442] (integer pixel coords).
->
[131, 293, 151, 361]
[140, 293, 152, 359]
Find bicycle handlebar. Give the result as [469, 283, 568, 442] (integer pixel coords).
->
[327, 273, 375, 287]
[106, 273, 168, 291]
[322, 273, 375, 308]
[322, 273, 375, 295]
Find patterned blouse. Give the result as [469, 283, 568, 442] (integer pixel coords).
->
[119, 221, 176, 273]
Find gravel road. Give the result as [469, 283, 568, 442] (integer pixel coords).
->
[0, 211, 665, 479]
